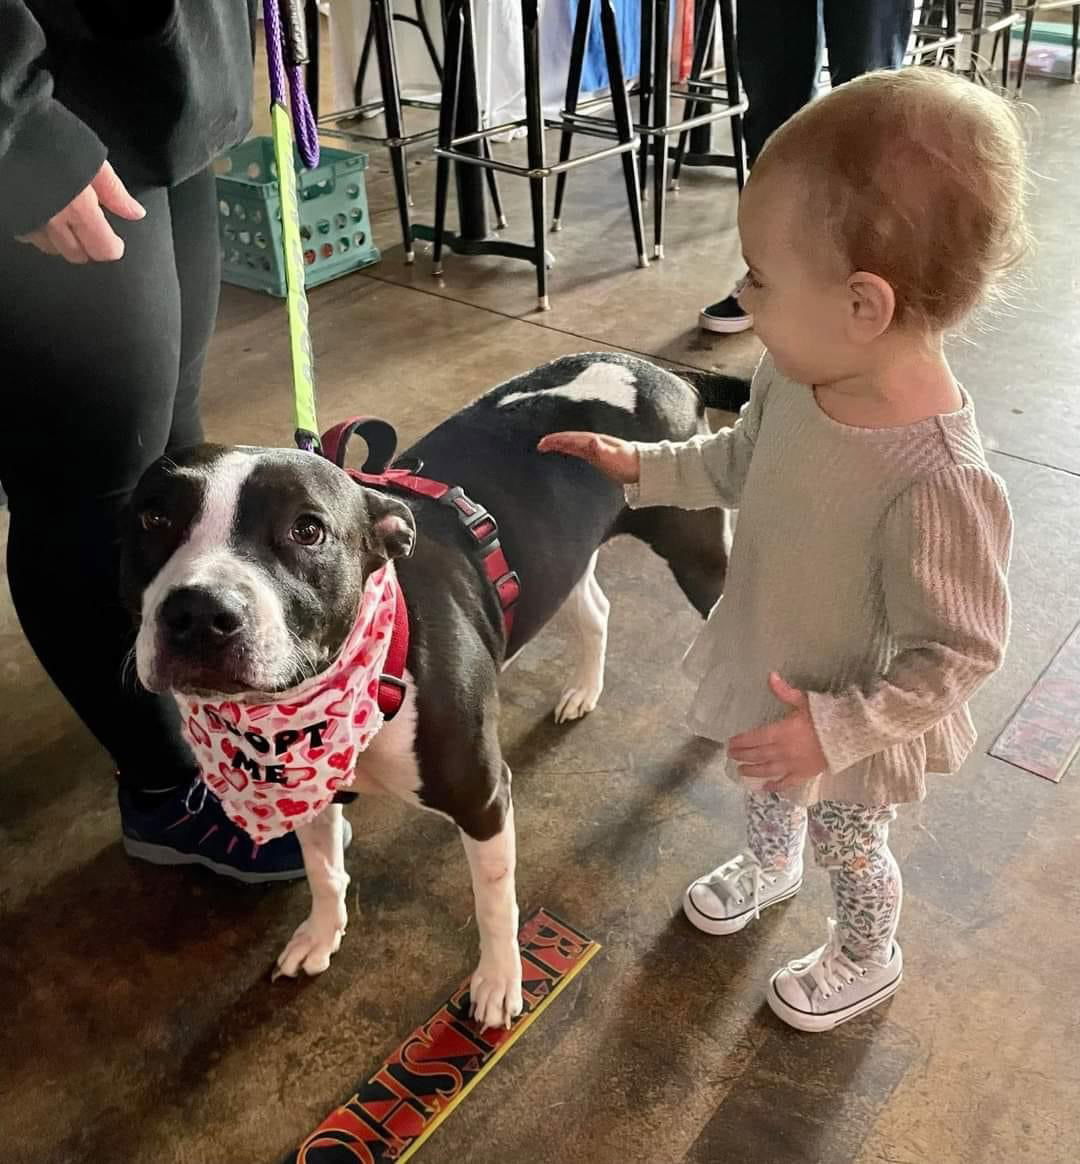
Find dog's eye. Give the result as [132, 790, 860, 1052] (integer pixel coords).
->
[140, 508, 171, 532]
[290, 515, 326, 546]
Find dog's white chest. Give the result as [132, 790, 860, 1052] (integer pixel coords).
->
[352, 670, 424, 807]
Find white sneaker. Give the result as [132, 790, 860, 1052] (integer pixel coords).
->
[683, 849, 803, 935]
[767, 918, 903, 1033]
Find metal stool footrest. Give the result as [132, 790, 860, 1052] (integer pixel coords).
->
[554, 0, 746, 261]
[429, 0, 649, 308]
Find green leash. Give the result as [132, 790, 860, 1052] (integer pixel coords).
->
[264, 0, 322, 453]
[271, 105, 320, 450]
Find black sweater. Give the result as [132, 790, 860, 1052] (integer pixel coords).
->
[0, 0, 257, 235]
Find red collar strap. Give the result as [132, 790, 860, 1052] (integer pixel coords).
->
[320, 417, 521, 722]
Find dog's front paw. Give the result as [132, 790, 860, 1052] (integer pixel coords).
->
[469, 946, 524, 1030]
[554, 673, 603, 723]
[272, 911, 347, 980]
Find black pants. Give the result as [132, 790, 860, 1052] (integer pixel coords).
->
[0, 167, 220, 791]
[738, 0, 916, 164]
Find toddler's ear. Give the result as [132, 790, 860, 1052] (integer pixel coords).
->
[847, 272, 896, 341]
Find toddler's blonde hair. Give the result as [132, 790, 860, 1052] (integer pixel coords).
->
[752, 67, 1031, 331]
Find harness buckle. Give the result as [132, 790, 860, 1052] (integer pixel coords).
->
[377, 673, 408, 721]
[465, 512, 499, 552]
[495, 570, 521, 611]
[439, 486, 501, 553]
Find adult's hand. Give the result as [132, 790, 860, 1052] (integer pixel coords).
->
[15, 161, 146, 264]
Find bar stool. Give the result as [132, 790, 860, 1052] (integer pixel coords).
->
[971, 0, 1080, 96]
[353, 0, 441, 98]
[553, 0, 747, 261]
[907, 0, 963, 68]
[432, 0, 648, 310]
[317, 0, 505, 264]
[317, 1, 441, 263]
[1014, 1, 1080, 95]
[668, 0, 746, 196]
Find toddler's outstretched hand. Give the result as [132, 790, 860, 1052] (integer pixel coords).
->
[538, 432, 640, 485]
[728, 673, 828, 795]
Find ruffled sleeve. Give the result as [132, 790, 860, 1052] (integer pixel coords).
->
[808, 464, 1013, 774]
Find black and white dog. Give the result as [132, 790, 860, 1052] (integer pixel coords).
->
[123, 353, 739, 1029]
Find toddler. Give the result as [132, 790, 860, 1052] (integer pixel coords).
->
[540, 68, 1027, 1031]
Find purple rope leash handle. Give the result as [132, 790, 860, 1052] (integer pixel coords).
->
[263, 0, 320, 169]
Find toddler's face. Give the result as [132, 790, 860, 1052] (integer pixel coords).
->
[736, 173, 863, 387]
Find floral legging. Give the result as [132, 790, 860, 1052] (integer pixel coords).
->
[747, 791, 902, 966]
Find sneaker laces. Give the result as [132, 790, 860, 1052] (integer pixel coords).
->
[183, 777, 208, 815]
[702, 850, 770, 919]
[789, 918, 868, 1002]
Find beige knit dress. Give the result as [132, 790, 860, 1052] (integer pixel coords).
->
[627, 354, 1013, 806]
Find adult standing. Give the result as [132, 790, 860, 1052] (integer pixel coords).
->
[699, 0, 916, 334]
[0, 1, 306, 880]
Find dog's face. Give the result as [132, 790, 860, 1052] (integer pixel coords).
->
[123, 446, 415, 697]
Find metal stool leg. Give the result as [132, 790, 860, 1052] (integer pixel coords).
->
[992, 22, 1011, 91]
[454, 0, 491, 242]
[1016, 7, 1035, 96]
[552, 0, 594, 231]
[433, 0, 465, 275]
[599, 0, 648, 267]
[718, 0, 745, 191]
[1072, 5, 1079, 83]
[638, 0, 654, 197]
[414, 0, 442, 78]
[480, 142, 507, 228]
[651, 0, 671, 259]
[671, 0, 717, 187]
[522, 0, 549, 309]
[373, 0, 415, 261]
[969, 0, 985, 81]
[355, 17, 376, 105]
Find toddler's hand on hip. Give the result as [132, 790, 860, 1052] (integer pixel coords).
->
[728, 673, 827, 796]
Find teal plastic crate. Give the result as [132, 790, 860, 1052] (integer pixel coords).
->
[214, 137, 380, 297]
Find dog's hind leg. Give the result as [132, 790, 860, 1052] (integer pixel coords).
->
[614, 505, 729, 618]
[273, 804, 350, 979]
[554, 551, 610, 723]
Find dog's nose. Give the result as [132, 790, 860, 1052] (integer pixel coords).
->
[160, 586, 245, 649]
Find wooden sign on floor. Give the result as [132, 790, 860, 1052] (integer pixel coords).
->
[284, 908, 600, 1163]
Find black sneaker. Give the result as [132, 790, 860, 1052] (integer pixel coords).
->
[699, 292, 753, 335]
[119, 781, 352, 884]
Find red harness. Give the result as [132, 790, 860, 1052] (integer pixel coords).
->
[320, 418, 521, 722]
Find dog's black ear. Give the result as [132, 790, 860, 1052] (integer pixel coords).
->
[363, 490, 416, 560]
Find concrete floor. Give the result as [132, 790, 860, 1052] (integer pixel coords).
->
[3, 53, 1080, 1164]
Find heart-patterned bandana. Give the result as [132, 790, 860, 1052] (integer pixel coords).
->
[177, 564, 399, 843]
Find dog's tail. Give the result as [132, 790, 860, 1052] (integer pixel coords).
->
[678, 370, 752, 414]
